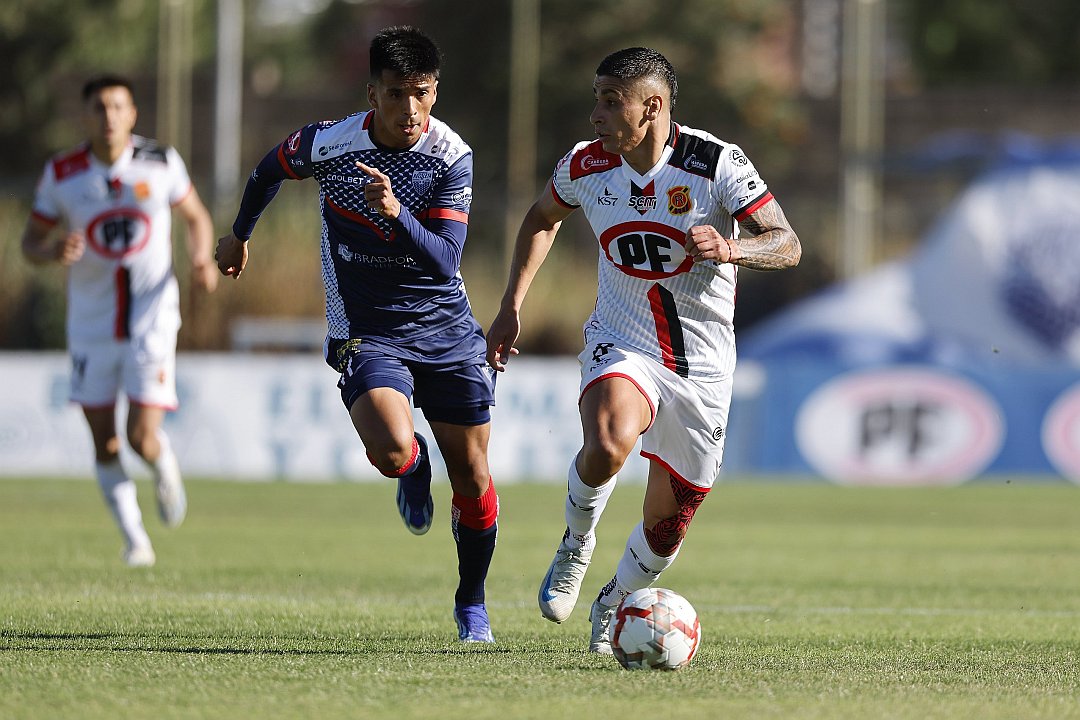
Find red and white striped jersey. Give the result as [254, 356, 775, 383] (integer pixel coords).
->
[31, 136, 193, 343]
[552, 122, 773, 380]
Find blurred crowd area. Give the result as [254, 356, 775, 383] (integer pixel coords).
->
[3, 0, 1079, 353]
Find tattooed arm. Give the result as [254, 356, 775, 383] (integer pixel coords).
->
[731, 198, 801, 270]
[684, 197, 801, 271]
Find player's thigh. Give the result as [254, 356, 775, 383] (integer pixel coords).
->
[122, 330, 179, 410]
[349, 386, 415, 453]
[577, 343, 657, 454]
[69, 340, 123, 408]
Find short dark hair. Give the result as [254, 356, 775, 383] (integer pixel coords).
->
[370, 26, 442, 80]
[81, 75, 135, 102]
[596, 47, 678, 110]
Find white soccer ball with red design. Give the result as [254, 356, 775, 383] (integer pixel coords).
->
[611, 587, 701, 671]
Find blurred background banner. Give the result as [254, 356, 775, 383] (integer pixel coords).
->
[3, 0, 1079, 484]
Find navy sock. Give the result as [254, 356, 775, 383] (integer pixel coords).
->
[453, 521, 497, 606]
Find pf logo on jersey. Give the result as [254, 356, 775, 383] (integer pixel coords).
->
[598, 220, 693, 280]
[86, 208, 152, 258]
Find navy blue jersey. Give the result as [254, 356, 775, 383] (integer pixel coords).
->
[233, 110, 483, 365]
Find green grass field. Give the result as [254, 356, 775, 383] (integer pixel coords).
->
[2, 478, 1079, 719]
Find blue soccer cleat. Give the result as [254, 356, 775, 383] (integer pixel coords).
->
[454, 603, 495, 643]
[396, 434, 434, 535]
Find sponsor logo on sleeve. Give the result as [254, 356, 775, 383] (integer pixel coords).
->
[284, 130, 303, 156]
[452, 187, 473, 209]
[730, 148, 748, 166]
[683, 154, 709, 173]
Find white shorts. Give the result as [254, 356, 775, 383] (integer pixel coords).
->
[69, 328, 178, 410]
[577, 335, 732, 489]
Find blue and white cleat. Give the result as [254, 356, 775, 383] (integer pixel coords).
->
[537, 527, 594, 623]
[454, 603, 495, 643]
[396, 434, 433, 535]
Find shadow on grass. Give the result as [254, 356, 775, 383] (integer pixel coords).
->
[0, 629, 521, 657]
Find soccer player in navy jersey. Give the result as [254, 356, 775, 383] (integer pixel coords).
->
[215, 26, 498, 642]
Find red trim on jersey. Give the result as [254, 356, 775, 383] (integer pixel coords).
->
[114, 266, 131, 340]
[580, 372, 656, 431]
[325, 196, 386, 239]
[734, 191, 774, 221]
[421, 117, 430, 134]
[52, 145, 92, 182]
[363, 111, 374, 130]
[640, 450, 714, 492]
[648, 285, 679, 375]
[129, 398, 179, 411]
[419, 207, 469, 224]
[569, 140, 622, 180]
[30, 210, 59, 227]
[550, 181, 577, 209]
[276, 144, 301, 180]
[170, 182, 194, 208]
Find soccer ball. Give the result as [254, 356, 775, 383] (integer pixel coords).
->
[610, 587, 701, 671]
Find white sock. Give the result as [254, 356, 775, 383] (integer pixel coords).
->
[152, 429, 181, 487]
[96, 460, 151, 550]
[596, 521, 679, 607]
[565, 459, 616, 547]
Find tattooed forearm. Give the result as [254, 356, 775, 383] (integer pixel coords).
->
[732, 199, 801, 271]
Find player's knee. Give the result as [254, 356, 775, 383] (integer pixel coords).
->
[126, 428, 155, 459]
[579, 433, 634, 479]
[366, 438, 418, 477]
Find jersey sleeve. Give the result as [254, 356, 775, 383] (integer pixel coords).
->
[165, 146, 195, 207]
[551, 143, 590, 209]
[275, 125, 317, 180]
[30, 162, 61, 226]
[712, 144, 773, 222]
[392, 153, 472, 280]
[427, 151, 473, 224]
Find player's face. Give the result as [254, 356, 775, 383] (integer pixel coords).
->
[591, 76, 651, 155]
[367, 71, 438, 149]
[82, 86, 137, 154]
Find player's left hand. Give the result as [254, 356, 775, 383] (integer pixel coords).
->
[356, 162, 401, 220]
[684, 225, 740, 264]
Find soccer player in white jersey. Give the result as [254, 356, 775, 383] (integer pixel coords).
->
[216, 27, 499, 643]
[21, 75, 218, 567]
[486, 47, 801, 653]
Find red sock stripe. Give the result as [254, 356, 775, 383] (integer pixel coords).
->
[367, 437, 419, 478]
[452, 478, 499, 530]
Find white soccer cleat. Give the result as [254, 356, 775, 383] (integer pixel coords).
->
[154, 462, 187, 529]
[122, 544, 156, 568]
[588, 600, 617, 655]
[537, 528, 594, 623]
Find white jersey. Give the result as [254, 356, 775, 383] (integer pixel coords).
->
[31, 136, 193, 343]
[552, 122, 773, 380]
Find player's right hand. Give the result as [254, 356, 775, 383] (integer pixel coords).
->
[55, 231, 85, 266]
[214, 232, 248, 279]
[485, 309, 522, 372]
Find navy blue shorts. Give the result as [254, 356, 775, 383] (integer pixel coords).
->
[332, 345, 495, 426]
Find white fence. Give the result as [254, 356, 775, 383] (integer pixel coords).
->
[0, 352, 653, 483]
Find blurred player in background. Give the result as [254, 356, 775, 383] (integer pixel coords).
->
[486, 47, 801, 653]
[21, 75, 218, 567]
[215, 26, 499, 643]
